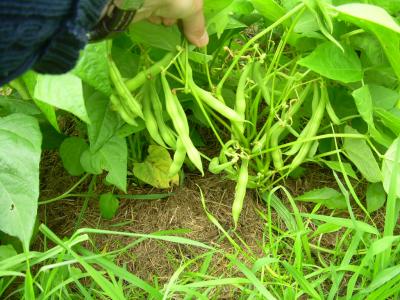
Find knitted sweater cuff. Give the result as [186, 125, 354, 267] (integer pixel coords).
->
[34, 0, 109, 74]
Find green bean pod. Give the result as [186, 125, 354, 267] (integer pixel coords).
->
[190, 83, 244, 123]
[290, 83, 327, 170]
[108, 57, 144, 119]
[270, 84, 312, 167]
[285, 83, 319, 156]
[162, 74, 203, 174]
[142, 84, 166, 147]
[125, 52, 176, 92]
[169, 137, 186, 178]
[324, 87, 340, 125]
[161, 74, 189, 136]
[253, 62, 271, 106]
[270, 123, 286, 170]
[148, 83, 177, 149]
[232, 158, 249, 228]
[179, 134, 204, 175]
[110, 94, 138, 126]
[251, 134, 267, 154]
[209, 156, 239, 175]
[233, 63, 252, 137]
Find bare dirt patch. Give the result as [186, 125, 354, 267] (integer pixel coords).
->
[38, 151, 267, 283]
[37, 151, 385, 290]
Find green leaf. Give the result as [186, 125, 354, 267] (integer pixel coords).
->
[0, 114, 42, 249]
[320, 159, 358, 179]
[133, 145, 179, 189]
[59, 137, 89, 176]
[86, 92, 120, 152]
[368, 0, 400, 14]
[335, 3, 400, 80]
[366, 183, 386, 213]
[312, 223, 342, 237]
[206, 0, 252, 37]
[0, 96, 40, 116]
[298, 42, 363, 83]
[343, 126, 382, 183]
[301, 213, 379, 235]
[352, 85, 375, 128]
[382, 138, 400, 198]
[99, 193, 120, 220]
[362, 265, 400, 294]
[0, 245, 17, 261]
[21, 71, 61, 132]
[34, 99, 60, 133]
[295, 187, 347, 209]
[251, 0, 285, 23]
[34, 74, 90, 123]
[368, 85, 400, 110]
[374, 108, 400, 136]
[336, 3, 400, 33]
[81, 136, 127, 192]
[74, 42, 112, 96]
[204, 0, 232, 16]
[129, 21, 181, 51]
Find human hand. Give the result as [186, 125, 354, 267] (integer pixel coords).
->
[132, 0, 209, 47]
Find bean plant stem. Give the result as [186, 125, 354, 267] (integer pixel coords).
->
[39, 174, 91, 205]
[216, 3, 305, 96]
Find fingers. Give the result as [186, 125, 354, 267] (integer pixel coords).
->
[181, 1, 209, 47]
[148, 15, 162, 24]
[163, 18, 177, 26]
[133, 0, 209, 47]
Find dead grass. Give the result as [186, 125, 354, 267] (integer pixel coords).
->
[37, 151, 387, 290]
[38, 151, 267, 284]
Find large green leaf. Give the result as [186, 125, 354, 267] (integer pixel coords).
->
[86, 92, 121, 153]
[368, 0, 400, 14]
[368, 85, 399, 110]
[343, 126, 382, 183]
[335, 3, 400, 80]
[298, 42, 363, 83]
[34, 74, 90, 123]
[74, 42, 112, 96]
[81, 136, 127, 192]
[0, 114, 42, 249]
[21, 71, 60, 132]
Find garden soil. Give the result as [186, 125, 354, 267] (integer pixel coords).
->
[37, 150, 382, 286]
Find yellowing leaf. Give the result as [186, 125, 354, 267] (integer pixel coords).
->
[133, 145, 179, 189]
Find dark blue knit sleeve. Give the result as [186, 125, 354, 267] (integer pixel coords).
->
[0, 0, 108, 87]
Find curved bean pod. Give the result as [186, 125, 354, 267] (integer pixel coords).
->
[168, 137, 187, 178]
[232, 158, 249, 228]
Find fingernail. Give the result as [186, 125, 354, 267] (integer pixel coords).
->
[196, 32, 209, 47]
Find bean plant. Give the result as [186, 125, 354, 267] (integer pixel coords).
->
[1, 0, 400, 298]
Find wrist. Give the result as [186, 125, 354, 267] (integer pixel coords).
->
[89, 0, 145, 42]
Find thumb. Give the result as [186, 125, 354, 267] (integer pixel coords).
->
[181, 3, 209, 47]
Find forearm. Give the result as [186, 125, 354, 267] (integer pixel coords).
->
[0, 0, 208, 87]
[0, 0, 108, 86]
